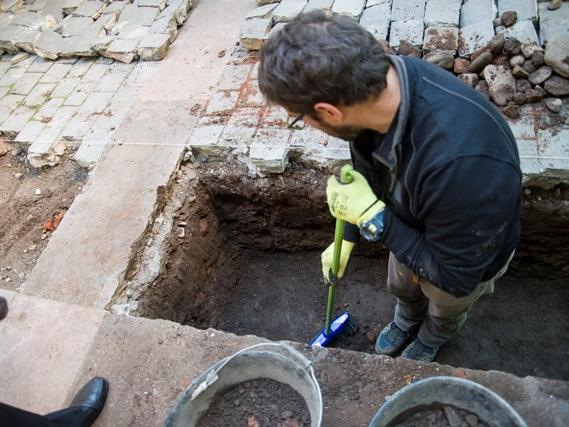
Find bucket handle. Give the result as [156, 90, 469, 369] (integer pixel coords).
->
[191, 341, 318, 401]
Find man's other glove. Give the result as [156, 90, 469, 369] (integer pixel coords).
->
[326, 165, 386, 241]
[321, 240, 356, 285]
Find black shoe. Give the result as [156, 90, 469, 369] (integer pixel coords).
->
[46, 377, 109, 427]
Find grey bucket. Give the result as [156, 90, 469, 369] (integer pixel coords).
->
[369, 376, 528, 427]
[164, 342, 323, 427]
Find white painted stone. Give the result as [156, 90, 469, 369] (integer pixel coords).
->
[40, 63, 72, 83]
[536, 128, 569, 171]
[15, 120, 46, 143]
[504, 20, 539, 45]
[117, 4, 159, 26]
[62, 16, 94, 37]
[360, 3, 391, 41]
[186, 124, 224, 149]
[35, 97, 65, 122]
[390, 0, 425, 21]
[497, 0, 537, 23]
[61, 113, 94, 140]
[216, 64, 251, 91]
[272, 0, 307, 23]
[205, 90, 239, 115]
[246, 3, 278, 19]
[0, 105, 35, 136]
[52, 80, 77, 98]
[538, 2, 569, 44]
[103, 39, 139, 64]
[459, 20, 495, 56]
[424, 0, 461, 27]
[332, 0, 366, 19]
[11, 73, 42, 95]
[544, 34, 569, 78]
[483, 64, 515, 106]
[366, 0, 391, 6]
[27, 57, 54, 73]
[250, 142, 289, 174]
[138, 33, 170, 60]
[240, 18, 272, 51]
[304, 0, 334, 12]
[24, 83, 56, 106]
[460, 0, 496, 27]
[78, 91, 113, 114]
[72, 0, 106, 19]
[389, 20, 424, 47]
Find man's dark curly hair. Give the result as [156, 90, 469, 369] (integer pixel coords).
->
[258, 10, 390, 116]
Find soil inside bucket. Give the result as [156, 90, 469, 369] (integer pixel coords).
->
[197, 378, 311, 427]
[392, 405, 488, 427]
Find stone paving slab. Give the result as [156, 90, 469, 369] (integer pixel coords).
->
[0, 289, 105, 414]
[20, 0, 253, 307]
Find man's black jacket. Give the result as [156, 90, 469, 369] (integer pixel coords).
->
[345, 55, 522, 298]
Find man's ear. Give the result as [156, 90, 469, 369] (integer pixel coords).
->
[314, 102, 344, 125]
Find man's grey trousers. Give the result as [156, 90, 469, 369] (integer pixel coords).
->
[387, 252, 514, 348]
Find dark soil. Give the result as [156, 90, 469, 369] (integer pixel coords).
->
[0, 150, 87, 290]
[392, 405, 487, 427]
[134, 161, 569, 382]
[208, 249, 569, 381]
[197, 378, 310, 427]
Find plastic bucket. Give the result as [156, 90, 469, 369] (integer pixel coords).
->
[369, 376, 528, 427]
[164, 342, 323, 427]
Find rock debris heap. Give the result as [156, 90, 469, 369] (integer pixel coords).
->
[240, 0, 568, 117]
[0, 0, 195, 63]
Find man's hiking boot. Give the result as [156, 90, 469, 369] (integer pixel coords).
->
[375, 321, 414, 356]
[400, 338, 440, 362]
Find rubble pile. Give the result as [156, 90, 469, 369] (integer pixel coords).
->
[0, 0, 195, 63]
[240, 0, 568, 117]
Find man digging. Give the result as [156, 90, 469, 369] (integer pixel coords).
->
[258, 11, 522, 362]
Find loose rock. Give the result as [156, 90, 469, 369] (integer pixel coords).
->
[512, 92, 527, 105]
[544, 34, 569, 78]
[398, 40, 422, 58]
[512, 65, 529, 79]
[528, 66, 553, 85]
[458, 73, 479, 87]
[468, 51, 493, 73]
[483, 65, 516, 105]
[544, 97, 562, 113]
[521, 43, 544, 59]
[501, 11, 517, 27]
[525, 88, 544, 103]
[424, 50, 455, 69]
[493, 17, 502, 28]
[504, 37, 521, 56]
[492, 54, 510, 66]
[475, 80, 490, 100]
[530, 51, 545, 67]
[488, 33, 505, 56]
[516, 79, 532, 93]
[502, 102, 520, 119]
[523, 61, 537, 74]
[548, 0, 562, 10]
[510, 55, 525, 67]
[544, 76, 569, 96]
[454, 58, 470, 74]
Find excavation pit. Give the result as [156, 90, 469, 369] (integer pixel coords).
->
[127, 161, 569, 382]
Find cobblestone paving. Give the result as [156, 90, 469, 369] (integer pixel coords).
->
[0, 53, 158, 167]
[0, 0, 195, 63]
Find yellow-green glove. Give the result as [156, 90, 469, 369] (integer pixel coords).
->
[326, 165, 385, 226]
[321, 240, 356, 285]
